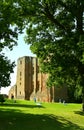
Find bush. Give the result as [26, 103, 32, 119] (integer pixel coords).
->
[0, 94, 5, 104]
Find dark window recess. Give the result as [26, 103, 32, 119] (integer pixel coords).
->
[20, 60, 22, 64]
[20, 72, 22, 76]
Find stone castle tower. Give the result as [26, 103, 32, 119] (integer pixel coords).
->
[9, 56, 68, 102]
[9, 56, 52, 102]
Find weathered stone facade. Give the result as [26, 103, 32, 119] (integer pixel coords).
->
[9, 84, 17, 99]
[9, 56, 68, 102]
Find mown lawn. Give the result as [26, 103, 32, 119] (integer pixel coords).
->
[0, 99, 84, 130]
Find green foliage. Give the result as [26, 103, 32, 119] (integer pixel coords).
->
[0, 0, 84, 105]
[19, 0, 84, 101]
[0, 0, 25, 50]
[0, 94, 5, 103]
[0, 0, 25, 88]
[0, 54, 15, 87]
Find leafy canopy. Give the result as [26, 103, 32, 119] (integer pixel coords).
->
[17, 0, 84, 102]
[21, 0, 84, 90]
[1, 0, 84, 96]
[0, 0, 25, 87]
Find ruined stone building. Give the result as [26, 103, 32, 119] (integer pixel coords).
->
[9, 56, 68, 102]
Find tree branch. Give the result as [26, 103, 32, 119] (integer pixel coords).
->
[43, 3, 70, 33]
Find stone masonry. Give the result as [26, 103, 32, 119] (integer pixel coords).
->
[9, 56, 68, 102]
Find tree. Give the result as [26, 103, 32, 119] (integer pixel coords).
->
[0, 94, 5, 104]
[1, 0, 84, 110]
[17, 0, 84, 110]
[0, 0, 24, 88]
[0, 54, 15, 87]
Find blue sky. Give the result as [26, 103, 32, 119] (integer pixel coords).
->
[1, 33, 35, 94]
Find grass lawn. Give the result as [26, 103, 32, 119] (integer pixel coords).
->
[0, 99, 84, 130]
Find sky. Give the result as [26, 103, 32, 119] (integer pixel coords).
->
[1, 33, 35, 95]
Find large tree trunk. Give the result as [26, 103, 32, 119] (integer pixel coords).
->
[82, 86, 84, 111]
[82, 94, 84, 111]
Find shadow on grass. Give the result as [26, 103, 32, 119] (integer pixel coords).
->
[0, 102, 45, 108]
[74, 111, 84, 116]
[0, 106, 83, 130]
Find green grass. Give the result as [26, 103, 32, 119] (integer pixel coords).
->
[0, 99, 84, 130]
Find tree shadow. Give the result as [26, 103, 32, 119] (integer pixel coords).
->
[0, 102, 45, 108]
[74, 111, 84, 116]
[0, 107, 83, 130]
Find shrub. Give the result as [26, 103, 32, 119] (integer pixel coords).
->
[0, 94, 5, 104]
